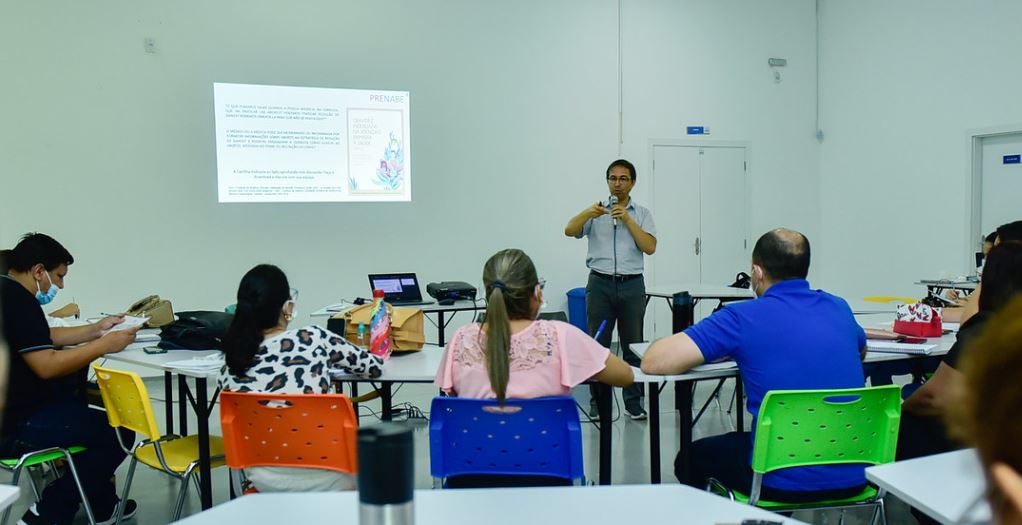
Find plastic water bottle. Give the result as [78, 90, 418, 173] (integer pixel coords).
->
[369, 289, 392, 359]
[358, 424, 414, 525]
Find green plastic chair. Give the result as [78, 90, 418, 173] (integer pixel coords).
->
[707, 385, 902, 525]
[0, 446, 96, 525]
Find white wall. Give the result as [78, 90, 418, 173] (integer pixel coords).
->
[817, 0, 1022, 299]
[621, 0, 822, 253]
[1, 0, 819, 328]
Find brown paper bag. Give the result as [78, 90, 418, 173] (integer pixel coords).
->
[338, 303, 425, 353]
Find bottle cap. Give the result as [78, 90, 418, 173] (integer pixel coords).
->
[373, 289, 386, 299]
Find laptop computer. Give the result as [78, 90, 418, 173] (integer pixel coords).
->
[368, 273, 434, 306]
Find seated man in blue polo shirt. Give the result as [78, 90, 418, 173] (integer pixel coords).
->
[641, 228, 867, 503]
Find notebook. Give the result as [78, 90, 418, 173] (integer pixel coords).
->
[866, 341, 939, 355]
[367, 273, 434, 306]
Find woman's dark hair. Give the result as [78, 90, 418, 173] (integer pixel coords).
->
[480, 249, 540, 405]
[223, 264, 291, 376]
[949, 294, 1022, 522]
[979, 242, 1022, 313]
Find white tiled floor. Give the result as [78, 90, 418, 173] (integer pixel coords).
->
[3, 377, 922, 524]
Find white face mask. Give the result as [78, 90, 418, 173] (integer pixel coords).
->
[283, 300, 297, 322]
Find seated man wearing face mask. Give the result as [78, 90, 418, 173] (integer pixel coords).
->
[1, 233, 141, 525]
[641, 228, 868, 503]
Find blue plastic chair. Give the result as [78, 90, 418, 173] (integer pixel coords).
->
[429, 396, 585, 487]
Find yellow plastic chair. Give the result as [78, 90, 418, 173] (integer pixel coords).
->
[863, 296, 917, 304]
[92, 365, 226, 522]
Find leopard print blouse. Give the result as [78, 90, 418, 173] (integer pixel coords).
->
[219, 325, 383, 394]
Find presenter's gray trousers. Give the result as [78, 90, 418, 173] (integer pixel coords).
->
[586, 272, 645, 412]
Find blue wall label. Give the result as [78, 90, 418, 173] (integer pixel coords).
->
[1004, 154, 1021, 165]
[687, 126, 706, 135]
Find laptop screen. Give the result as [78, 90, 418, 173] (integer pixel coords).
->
[368, 273, 423, 301]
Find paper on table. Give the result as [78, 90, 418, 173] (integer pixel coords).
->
[866, 341, 938, 355]
[165, 354, 225, 371]
[692, 361, 738, 372]
[107, 316, 149, 332]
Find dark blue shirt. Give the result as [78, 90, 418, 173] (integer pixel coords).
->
[685, 279, 867, 492]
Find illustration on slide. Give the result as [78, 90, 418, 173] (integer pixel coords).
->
[374, 132, 404, 191]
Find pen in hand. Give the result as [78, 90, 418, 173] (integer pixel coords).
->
[593, 319, 608, 341]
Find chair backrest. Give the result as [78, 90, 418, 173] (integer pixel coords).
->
[474, 311, 569, 324]
[219, 391, 358, 474]
[92, 365, 162, 440]
[751, 385, 902, 474]
[429, 396, 584, 482]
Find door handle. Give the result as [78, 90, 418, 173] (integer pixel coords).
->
[694, 236, 701, 256]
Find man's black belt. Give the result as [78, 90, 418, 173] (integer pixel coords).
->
[591, 271, 642, 282]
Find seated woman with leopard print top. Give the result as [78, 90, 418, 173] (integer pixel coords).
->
[219, 264, 383, 492]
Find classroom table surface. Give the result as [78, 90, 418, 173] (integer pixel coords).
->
[312, 299, 485, 317]
[866, 449, 990, 525]
[0, 485, 19, 514]
[173, 484, 810, 524]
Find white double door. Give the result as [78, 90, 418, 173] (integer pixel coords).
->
[980, 132, 1022, 240]
[647, 144, 749, 339]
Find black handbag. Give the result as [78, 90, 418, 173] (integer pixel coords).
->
[158, 311, 234, 350]
[729, 272, 752, 289]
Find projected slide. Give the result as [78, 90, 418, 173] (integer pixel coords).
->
[213, 83, 411, 203]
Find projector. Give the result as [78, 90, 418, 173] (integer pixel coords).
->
[426, 282, 477, 304]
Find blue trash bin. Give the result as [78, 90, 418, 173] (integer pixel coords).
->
[566, 287, 588, 334]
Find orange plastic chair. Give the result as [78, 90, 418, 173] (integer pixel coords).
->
[218, 392, 359, 494]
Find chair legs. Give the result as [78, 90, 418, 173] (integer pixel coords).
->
[60, 449, 97, 525]
[172, 465, 198, 522]
[113, 456, 139, 524]
[869, 498, 887, 525]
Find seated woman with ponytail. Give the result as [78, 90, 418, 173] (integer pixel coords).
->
[219, 264, 384, 492]
[435, 249, 634, 487]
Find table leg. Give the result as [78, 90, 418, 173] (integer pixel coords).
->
[164, 371, 174, 435]
[437, 311, 447, 347]
[178, 375, 189, 436]
[195, 377, 213, 510]
[735, 375, 745, 433]
[380, 382, 393, 421]
[675, 381, 695, 485]
[350, 382, 359, 412]
[596, 383, 612, 485]
[649, 381, 662, 484]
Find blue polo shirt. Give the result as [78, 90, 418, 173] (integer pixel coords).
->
[685, 279, 867, 492]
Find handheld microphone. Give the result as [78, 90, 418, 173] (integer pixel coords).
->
[609, 195, 619, 227]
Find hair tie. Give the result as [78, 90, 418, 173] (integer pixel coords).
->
[492, 280, 507, 292]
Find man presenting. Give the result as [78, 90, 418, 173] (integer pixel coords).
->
[565, 159, 656, 420]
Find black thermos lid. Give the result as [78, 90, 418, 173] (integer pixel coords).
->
[358, 423, 414, 505]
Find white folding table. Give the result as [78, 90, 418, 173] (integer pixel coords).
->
[173, 484, 810, 524]
[866, 449, 990, 525]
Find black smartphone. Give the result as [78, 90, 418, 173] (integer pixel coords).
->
[143, 346, 167, 355]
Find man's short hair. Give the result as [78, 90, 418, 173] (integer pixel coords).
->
[606, 159, 636, 181]
[8, 233, 73, 273]
[752, 229, 811, 281]
[997, 220, 1022, 243]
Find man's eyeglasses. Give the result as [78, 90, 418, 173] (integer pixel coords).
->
[607, 177, 632, 184]
[538, 278, 546, 290]
[289, 288, 299, 302]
